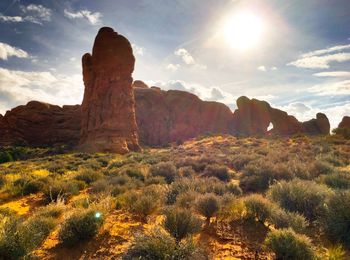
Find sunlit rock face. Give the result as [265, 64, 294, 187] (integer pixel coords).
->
[79, 27, 141, 153]
[0, 101, 80, 146]
[338, 116, 350, 129]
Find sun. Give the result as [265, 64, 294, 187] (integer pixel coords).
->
[223, 11, 265, 51]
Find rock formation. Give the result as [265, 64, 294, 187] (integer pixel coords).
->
[231, 96, 330, 136]
[132, 80, 149, 89]
[338, 116, 350, 129]
[0, 101, 80, 146]
[79, 27, 140, 153]
[134, 88, 234, 146]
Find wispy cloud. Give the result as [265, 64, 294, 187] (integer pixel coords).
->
[0, 4, 52, 25]
[0, 67, 83, 114]
[288, 53, 350, 69]
[64, 9, 102, 25]
[257, 65, 266, 72]
[0, 42, 28, 60]
[301, 44, 350, 58]
[313, 71, 350, 77]
[308, 80, 350, 96]
[132, 44, 144, 56]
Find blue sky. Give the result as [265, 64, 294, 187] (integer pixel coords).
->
[0, 0, 349, 128]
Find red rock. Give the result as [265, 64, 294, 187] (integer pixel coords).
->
[79, 27, 141, 153]
[132, 80, 149, 89]
[134, 88, 234, 146]
[0, 101, 80, 146]
[302, 113, 330, 135]
[338, 116, 350, 128]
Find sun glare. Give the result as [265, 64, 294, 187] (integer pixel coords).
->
[224, 11, 265, 51]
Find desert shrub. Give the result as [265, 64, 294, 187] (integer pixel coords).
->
[163, 207, 202, 241]
[268, 179, 332, 220]
[124, 228, 201, 260]
[0, 175, 5, 188]
[123, 167, 145, 181]
[240, 159, 294, 192]
[205, 177, 227, 195]
[178, 166, 195, 178]
[269, 207, 308, 233]
[231, 154, 258, 171]
[22, 179, 45, 195]
[324, 191, 350, 249]
[244, 194, 273, 223]
[90, 179, 111, 194]
[145, 176, 167, 185]
[0, 150, 14, 163]
[218, 196, 246, 221]
[176, 156, 215, 173]
[327, 245, 346, 260]
[123, 189, 163, 222]
[149, 162, 177, 184]
[18, 215, 55, 252]
[75, 168, 103, 184]
[35, 200, 66, 218]
[175, 191, 199, 209]
[195, 193, 220, 223]
[318, 172, 350, 190]
[226, 182, 242, 196]
[333, 127, 350, 139]
[264, 229, 315, 260]
[43, 179, 85, 203]
[58, 209, 104, 247]
[309, 160, 334, 178]
[166, 178, 197, 205]
[202, 165, 230, 182]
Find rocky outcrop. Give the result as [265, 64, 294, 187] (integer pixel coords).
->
[134, 88, 234, 146]
[301, 113, 330, 135]
[338, 116, 350, 129]
[132, 80, 149, 89]
[79, 27, 140, 153]
[0, 101, 80, 146]
[232, 96, 330, 136]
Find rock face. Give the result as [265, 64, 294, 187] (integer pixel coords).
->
[338, 116, 350, 129]
[132, 80, 149, 89]
[79, 27, 140, 153]
[134, 88, 234, 146]
[0, 101, 80, 146]
[232, 96, 330, 136]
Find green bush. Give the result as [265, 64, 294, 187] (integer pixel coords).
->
[175, 191, 198, 209]
[244, 194, 273, 223]
[58, 209, 104, 247]
[23, 179, 45, 195]
[150, 162, 177, 184]
[333, 127, 350, 139]
[226, 182, 242, 196]
[268, 179, 332, 221]
[75, 168, 103, 184]
[318, 172, 350, 190]
[43, 179, 85, 203]
[195, 193, 220, 223]
[90, 179, 112, 194]
[0, 151, 14, 164]
[270, 207, 308, 233]
[324, 191, 350, 249]
[202, 165, 230, 182]
[240, 159, 294, 192]
[124, 228, 201, 260]
[163, 207, 202, 241]
[264, 229, 315, 260]
[327, 245, 346, 260]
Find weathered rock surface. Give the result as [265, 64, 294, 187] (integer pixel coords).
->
[338, 116, 350, 129]
[79, 27, 140, 153]
[132, 80, 149, 89]
[0, 101, 80, 146]
[134, 88, 234, 146]
[232, 96, 330, 136]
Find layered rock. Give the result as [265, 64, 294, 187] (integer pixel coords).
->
[134, 88, 234, 146]
[79, 27, 140, 153]
[0, 101, 80, 146]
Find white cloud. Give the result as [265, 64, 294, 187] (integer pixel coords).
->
[0, 42, 28, 60]
[313, 71, 350, 77]
[132, 44, 144, 56]
[20, 4, 52, 24]
[166, 63, 180, 71]
[257, 65, 266, 72]
[174, 48, 195, 65]
[0, 4, 52, 25]
[0, 67, 83, 114]
[288, 52, 350, 69]
[64, 9, 102, 25]
[301, 44, 350, 58]
[0, 14, 23, 22]
[308, 80, 350, 96]
[271, 67, 278, 71]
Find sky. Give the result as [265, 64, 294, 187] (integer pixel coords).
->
[0, 0, 349, 129]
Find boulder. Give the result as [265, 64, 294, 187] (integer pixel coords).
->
[302, 113, 330, 135]
[79, 27, 141, 153]
[338, 116, 350, 129]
